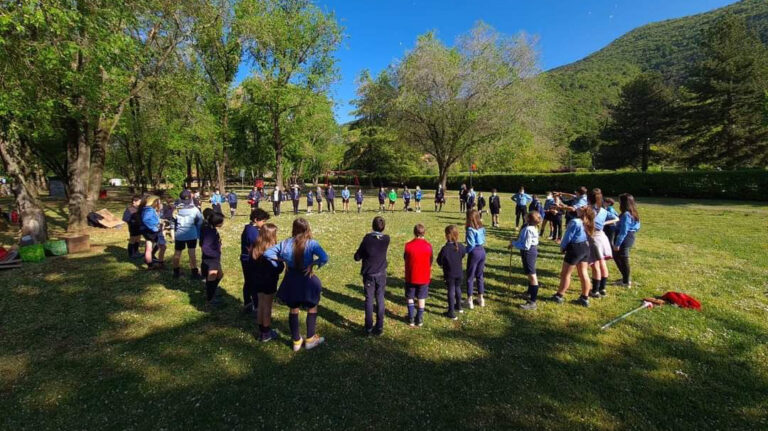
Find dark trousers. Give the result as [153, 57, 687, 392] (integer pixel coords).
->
[460, 199, 466, 212]
[363, 274, 386, 331]
[515, 205, 528, 227]
[604, 224, 617, 245]
[272, 201, 280, 216]
[212, 204, 223, 215]
[446, 276, 462, 313]
[466, 246, 486, 297]
[614, 232, 636, 284]
[292, 200, 299, 214]
[241, 262, 258, 310]
[327, 198, 335, 212]
[552, 214, 563, 239]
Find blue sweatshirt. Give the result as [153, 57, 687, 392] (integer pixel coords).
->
[593, 206, 618, 232]
[240, 224, 260, 262]
[141, 207, 160, 233]
[326, 188, 335, 200]
[210, 193, 223, 205]
[226, 192, 237, 204]
[512, 193, 532, 206]
[175, 205, 203, 241]
[560, 218, 588, 251]
[436, 241, 467, 278]
[378, 190, 386, 202]
[355, 191, 364, 204]
[354, 231, 390, 276]
[264, 238, 329, 270]
[466, 226, 486, 252]
[415, 190, 422, 200]
[614, 213, 641, 247]
[512, 225, 540, 251]
[200, 224, 221, 259]
[341, 189, 350, 200]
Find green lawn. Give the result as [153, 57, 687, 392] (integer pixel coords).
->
[1, 191, 767, 430]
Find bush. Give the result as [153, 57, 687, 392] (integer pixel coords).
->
[331, 170, 768, 201]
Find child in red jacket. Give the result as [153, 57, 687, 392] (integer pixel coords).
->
[404, 223, 433, 327]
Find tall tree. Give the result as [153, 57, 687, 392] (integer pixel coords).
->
[388, 24, 543, 188]
[236, 0, 342, 188]
[601, 72, 676, 171]
[682, 14, 768, 169]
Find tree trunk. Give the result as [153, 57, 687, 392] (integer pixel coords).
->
[0, 136, 49, 243]
[185, 155, 193, 189]
[66, 119, 91, 233]
[216, 160, 225, 192]
[437, 160, 450, 190]
[272, 113, 284, 189]
[86, 122, 110, 212]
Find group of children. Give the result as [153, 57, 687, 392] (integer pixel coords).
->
[121, 183, 641, 352]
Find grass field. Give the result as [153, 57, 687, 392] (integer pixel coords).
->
[1, 190, 767, 430]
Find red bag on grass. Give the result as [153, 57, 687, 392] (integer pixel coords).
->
[661, 292, 702, 311]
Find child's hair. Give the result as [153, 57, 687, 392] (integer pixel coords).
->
[527, 211, 542, 226]
[519, 186, 524, 192]
[250, 208, 270, 223]
[207, 211, 225, 227]
[604, 197, 615, 206]
[131, 195, 141, 204]
[413, 223, 426, 237]
[291, 218, 313, 269]
[619, 193, 640, 221]
[202, 208, 213, 220]
[372, 216, 385, 232]
[492, 188, 497, 193]
[587, 188, 603, 208]
[580, 206, 596, 237]
[577, 186, 588, 195]
[445, 225, 459, 250]
[139, 195, 161, 213]
[251, 223, 278, 260]
[466, 209, 483, 229]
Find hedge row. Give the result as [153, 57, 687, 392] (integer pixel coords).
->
[328, 170, 768, 201]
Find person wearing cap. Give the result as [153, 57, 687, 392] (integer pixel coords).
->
[172, 190, 204, 279]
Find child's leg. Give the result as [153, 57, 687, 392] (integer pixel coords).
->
[188, 248, 198, 270]
[599, 259, 609, 293]
[416, 298, 426, 323]
[205, 270, 220, 301]
[556, 262, 575, 296]
[158, 244, 166, 262]
[577, 262, 591, 297]
[476, 251, 486, 301]
[364, 277, 374, 331]
[446, 278, 456, 315]
[172, 249, 182, 269]
[375, 276, 386, 330]
[527, 273, 539, 302]
[144, 240, 154, 265]
[289, 308, 301, 342]
[306, 306, 319, 338]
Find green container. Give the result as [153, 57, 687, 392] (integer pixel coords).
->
[19, 244, 45, 262]
[44, 240, 68, 256]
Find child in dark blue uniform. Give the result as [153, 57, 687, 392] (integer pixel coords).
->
[306, 189, 314, 214]
[265, 218, 329, 351]
[245, 223, 285, 342]
[291, 185, 301, 215]
[402, 187, 411, 211]
[316, 186, 323, 213]
[489, 189, 501, 227]
[378, 187, 386, 212]
[355, 188, 364, 213]
[201, 211, 225, 307]
[510, 212, 541, 310]
[240, 208, 270, 315]
[326, 185, 336, 213]
[248, 186, 260, 209]
[437, 225, 467, 319]
[226, 190, 238, 219]
[414, 186, 423, 213]
[434, 185, 445, 212]
[123, 195, 142, 258]
[354, 216, 390, 335]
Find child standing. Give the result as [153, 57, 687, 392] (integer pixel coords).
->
[291, 185, 301, 215]
[355, 188, 364, 213]
[265, 218, 329, 351]
[245, 223, 285, 342]
[248, 186, 260, 209]
[341, 186, 351, 213]
[201, 210, 225, 307]
[603, 197, 619, 245]
[387, 188, 397, 212]
[326, 185, 336, 213]
[402, 187, 412, 212]
[477, 192, 486, 217]
[240, 208, 270, 314]
[552, 206, 595, 307]
[511, 187, 532, 229]
[378, 187, 386, 212]
[466, 187, 476, 212]
[489, 189, 501, 227]
[414, 186, 423, 213]
[613, 194, 641, 287]
[139, 195, 165, 270]
[226, 190, 238, 219]
[437, 225, 467, 320]
[162, 197, 176, 243]
[306, 189, 314, 214]
[123, 195, 142, 258]
[354, 216, 390, 335]
[542, 192, 556, 239]
[210, 189, 223, 214]
[587, 188, 617, 299]
[510, 212, 541, 310]
[173, 191, 203, 279]
[465, 210, 487, 309]
[459, 184, 468, 213]
[404, 223, 433, 327]
[435, 185, 445, 212]
[316, 186, 323, 213]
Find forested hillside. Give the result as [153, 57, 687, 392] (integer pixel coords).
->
[546, 0, 768, 142]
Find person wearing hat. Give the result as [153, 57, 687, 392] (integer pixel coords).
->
[172, 190, 204, 279]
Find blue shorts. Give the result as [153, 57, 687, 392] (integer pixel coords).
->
[405, 283, 429, 300]
[521, 247, 538, 275]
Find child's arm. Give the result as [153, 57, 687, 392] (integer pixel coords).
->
[263, 242, 283, 267]
[311, 241, 329, 268]
[353, 238, 366, 262]
[560, 222, 575, 252]
[511, 228, 528, 250]
[614, 215, 630, 249]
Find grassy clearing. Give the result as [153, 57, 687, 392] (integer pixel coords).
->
[1, 191, 767, 430]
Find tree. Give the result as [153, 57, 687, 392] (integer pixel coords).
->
[600, 72, 676, 171]
[387, 23, 544, 188]
[236, 0, 342, 188]
[682, 14, 768, 169]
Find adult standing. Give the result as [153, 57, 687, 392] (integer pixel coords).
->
[172, 190, 203, 279]
[326, 184, 336, 213]
[291, 185, 301, 215]
[272, 186, 282, 216]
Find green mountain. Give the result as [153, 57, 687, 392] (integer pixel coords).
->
[546, 0, 768, 143]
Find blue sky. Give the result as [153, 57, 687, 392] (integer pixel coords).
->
[235, 0, 738, 124]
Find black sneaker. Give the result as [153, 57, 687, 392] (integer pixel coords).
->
[550, 294, 564, 304]
[445, 312, 458, 321]
[519, 301, 537, 310]
[371, 327, 383, 337]
[576, 296, 590, 307]
[599, 290, 607, 297]
[589, 290, 601, 298]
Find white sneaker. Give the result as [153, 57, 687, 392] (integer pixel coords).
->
[292, 337, 304, 352]
[479, 296, 486, 307]
[305, 334, 325, 350]
[467, 298, 475, 310]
